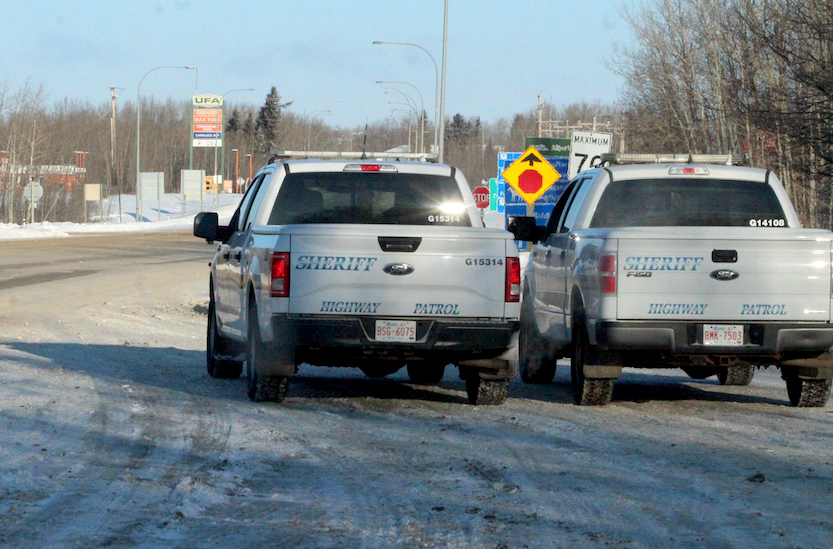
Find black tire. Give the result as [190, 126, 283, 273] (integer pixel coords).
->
[406, 362, 446, 383]
[207, 294, 243, 379]
[717, 364, 755, 386]
[359, 364, 404, 379]
[246, 304, 287, 403]
[681, 367, 720, 380]
[785, 376, 832, 407]
[570, 308, 614, 406]
[465, 376, 508, 405]
[519, 289, 556, 384]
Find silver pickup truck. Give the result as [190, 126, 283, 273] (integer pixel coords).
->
[510, 154, 833, 407]
[194, 154, 521, 405]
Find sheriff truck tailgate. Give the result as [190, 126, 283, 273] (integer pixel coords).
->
[616, 237, 832, 322]
[286, 225, 514, 319]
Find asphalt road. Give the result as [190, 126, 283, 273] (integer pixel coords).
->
[1, 230, 832, 549]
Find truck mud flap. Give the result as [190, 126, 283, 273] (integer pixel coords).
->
[458, 358, 517, 380]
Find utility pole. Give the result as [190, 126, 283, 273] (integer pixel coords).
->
[110, 87, 124, 222]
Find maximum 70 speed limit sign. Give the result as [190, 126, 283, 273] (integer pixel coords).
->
[567, 131, 612, 180]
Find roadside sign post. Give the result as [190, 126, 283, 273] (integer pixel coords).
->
[84, 184, 102, 223]
[568, 131, 612, 180]
[472, 185, 490, 209]
[23, 180, 43, 224]
[501, 146, 561, 215]
[182, 169, 206, 215]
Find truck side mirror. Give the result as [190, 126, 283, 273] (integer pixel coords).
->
[194, 212, 219, 243]
[507, 216, 542, 243]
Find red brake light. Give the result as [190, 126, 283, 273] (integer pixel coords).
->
[506, 257, 521, 302]
[270, 252, 290, 297]
[599, 253, 616, 294]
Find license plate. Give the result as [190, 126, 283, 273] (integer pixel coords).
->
[375, 320, 416, 342]
[703, 325, 744, 346]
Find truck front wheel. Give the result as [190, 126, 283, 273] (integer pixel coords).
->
[207, 293, 243, 379]
[519, 290, 556, 384]
[465, 376, 508, 405]
[571, 308, 614, 406]
[717, 364, 755, 386]
[246, 305, 288, 403]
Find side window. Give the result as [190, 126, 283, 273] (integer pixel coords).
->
[559, 177, 591, 233]
[545, 179, 578, 236]
[228, 173, 265, 233]
[244, 172, 273, 230]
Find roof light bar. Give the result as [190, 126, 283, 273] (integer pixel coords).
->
[271, 150, 437, 162]
[600, 153, 743, 166]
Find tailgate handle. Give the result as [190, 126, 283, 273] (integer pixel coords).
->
[712, 249, 738, 263]
[378, 237, 422, 253]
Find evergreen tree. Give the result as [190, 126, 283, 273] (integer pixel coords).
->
[255, 87, 292, 154]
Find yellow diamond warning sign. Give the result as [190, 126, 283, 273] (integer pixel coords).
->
[501, 146, 561, 204]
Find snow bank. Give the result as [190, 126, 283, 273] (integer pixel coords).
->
[0, 193, 241, 240]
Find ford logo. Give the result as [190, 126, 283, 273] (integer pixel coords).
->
[710, 269, 739, 281]
[383, 263, 415, 276]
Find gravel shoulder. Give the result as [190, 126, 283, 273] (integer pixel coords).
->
[1, 231, 831, 548]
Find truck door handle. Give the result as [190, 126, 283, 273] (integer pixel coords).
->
[560, 250, 566, 261]
[232, 251, 242, 261]
[223, 252, 230, 260]
[546, 250, 552, 258]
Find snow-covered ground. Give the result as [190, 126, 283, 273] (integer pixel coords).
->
[0, 193, 241, 240]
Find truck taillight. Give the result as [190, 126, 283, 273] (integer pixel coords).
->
[599, 253, 616, 294]
[506, 257, 521, 302]
[270, 252, 290, 297]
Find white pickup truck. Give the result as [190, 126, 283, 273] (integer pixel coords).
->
[194, 154, 521, 405]
[509, 153, 833, 407]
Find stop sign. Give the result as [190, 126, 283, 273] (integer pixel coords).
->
[472, 185, 490, 209]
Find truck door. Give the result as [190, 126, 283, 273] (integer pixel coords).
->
[532, 178, 577, 314]
[220, 172, 270, 337]
[548, 177, 592, 325]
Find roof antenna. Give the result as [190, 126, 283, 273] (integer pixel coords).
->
[360, 124, 368, 160]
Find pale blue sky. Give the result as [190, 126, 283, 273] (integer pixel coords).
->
[1, 0, 631, 127]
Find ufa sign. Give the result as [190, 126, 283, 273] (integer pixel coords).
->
[472, 186, 490, 209]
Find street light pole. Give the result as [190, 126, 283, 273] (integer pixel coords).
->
[302, 110, 331, 152]
[377, 81, 425, 153]
[216, 88, 254, 199]
[245, 153, 252, 190]
[440, 0, 449, 165]
[232, 148, 239, 192]
[373, 41, 439, 159]
[136, 65, 194, 222]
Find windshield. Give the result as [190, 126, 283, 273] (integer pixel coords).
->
[590, 178, 787, 228]
[268, 171, 471, 226]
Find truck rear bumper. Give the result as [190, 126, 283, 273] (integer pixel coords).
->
[270, 314, 518, 364]
[594, 320, 833, 357]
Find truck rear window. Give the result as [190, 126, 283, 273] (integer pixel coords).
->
[268, 172, 472, 226]
[590, 179, 787, 228]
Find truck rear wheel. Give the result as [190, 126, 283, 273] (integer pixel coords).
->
[406, 362, 446, 383]
[465, 376, 508, 405]
[784, 376, 831, 407]
[519, 290, 556, 384]
[207, 293, 242, 379]
[717, 364, 755, 386]
[571, 309, 614, 406]
[246, 305, 288, 403]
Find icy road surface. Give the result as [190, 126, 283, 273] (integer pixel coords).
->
[0, 231, 831, 548]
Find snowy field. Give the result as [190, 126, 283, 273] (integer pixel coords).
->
[0, 193, 241, 241]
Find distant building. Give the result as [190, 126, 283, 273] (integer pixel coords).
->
[0, 152, 87, 191]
